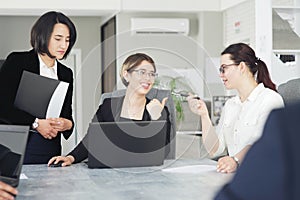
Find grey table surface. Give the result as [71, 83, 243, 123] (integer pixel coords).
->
[17, 159, 233, 200]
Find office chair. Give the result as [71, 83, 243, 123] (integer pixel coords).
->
[99, 88, 176, 159]
[278, 78, 300, 105]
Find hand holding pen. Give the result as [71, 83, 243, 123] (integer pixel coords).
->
[185, 93, 209, 117]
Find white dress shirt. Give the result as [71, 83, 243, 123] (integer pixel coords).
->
[214, 83, 284, 157]
[38, 55, 58, 80]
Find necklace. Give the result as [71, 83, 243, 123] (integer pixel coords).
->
[128, 107, 144, 118]
[121, 98, 146, 119]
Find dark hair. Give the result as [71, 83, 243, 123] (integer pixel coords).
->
[120, 53, 156, 86]
[30, 11, 77, 59]
[221, 43, 277, 91]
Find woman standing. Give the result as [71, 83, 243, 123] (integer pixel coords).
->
[188, 43, 284, 173]
[0, 11, 77, 164]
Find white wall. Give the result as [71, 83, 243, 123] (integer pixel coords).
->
[272, 0, 294, 6]
[0, 16, 33, 58]
[220, 0, 248, 10]
[121, 0, 221, 12]
[198, 12, 225, 97]
[223, 0, 255, 47]
[0, 0, 120, 16]
[255, 0, 273, 69]
[0, 0, 225, 18]
[0, 0, 254, 16]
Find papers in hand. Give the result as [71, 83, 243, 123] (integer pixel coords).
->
[162, 165, 216, 173]
[14, 71, 69, 118]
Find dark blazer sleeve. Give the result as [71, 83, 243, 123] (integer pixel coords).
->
[215, 108, 290, 200]
[0, 51, 37, 125]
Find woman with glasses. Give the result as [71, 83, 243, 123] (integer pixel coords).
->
[188, 43, 284, 173]
[48, 53, 169, 167]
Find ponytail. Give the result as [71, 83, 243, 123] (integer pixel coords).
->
[256, 59, 277, 92]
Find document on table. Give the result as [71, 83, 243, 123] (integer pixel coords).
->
[20, 173, 28, 179]
[162, 165, 216, 173]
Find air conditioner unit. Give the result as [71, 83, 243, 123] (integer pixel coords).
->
[131, 18, 189, 35]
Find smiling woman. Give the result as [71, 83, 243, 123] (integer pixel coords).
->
[187, 43, 284, 173]
[47, 53, 172, 167]
[0, 11, 77, 164]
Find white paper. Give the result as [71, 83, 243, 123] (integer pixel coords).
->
[20, 173, 28, 179]
[46, 81, 69, 118]
[162, 165, 216, 173]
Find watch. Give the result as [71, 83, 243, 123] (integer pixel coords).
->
[231, 156, 240, 167]
[32, 118, 39, 129]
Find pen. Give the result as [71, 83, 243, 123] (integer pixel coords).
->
[171, 91, 201, 100]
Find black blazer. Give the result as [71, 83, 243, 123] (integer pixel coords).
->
[69, 96, 171, 163]
[215, 103, 300, 200]
[0, 49, 74, 164]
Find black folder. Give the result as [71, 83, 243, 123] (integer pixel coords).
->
[14, 71, 69, 119]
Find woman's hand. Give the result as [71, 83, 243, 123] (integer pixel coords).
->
[146, 97, 168, 120]
[47, 155, 75, 167]
[36, 119, 58, 140]
[187, 95, 208, 117]
[0, 181, 18, 200]
[49, 118, 72, 132]
[216, 156, 238, 173]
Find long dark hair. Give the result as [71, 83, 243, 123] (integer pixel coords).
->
[221, 43, 277, 92]
[30, 11, 77, 59]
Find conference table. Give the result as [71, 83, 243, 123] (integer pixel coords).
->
[17, 159, 233, 200]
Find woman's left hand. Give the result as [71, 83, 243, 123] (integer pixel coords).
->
[216, 156, 238, 173]
[146, 97, 168, 120]
[49, 118, 72, 132]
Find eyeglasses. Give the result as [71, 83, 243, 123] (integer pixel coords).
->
[219, 63, 239, 74]
[129, 69, 158, 80]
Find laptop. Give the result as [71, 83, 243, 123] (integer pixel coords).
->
[0, 125, 29, 187]
[87, 120, 167, 168]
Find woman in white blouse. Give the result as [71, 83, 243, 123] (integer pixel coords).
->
[188, 43, 284, 173]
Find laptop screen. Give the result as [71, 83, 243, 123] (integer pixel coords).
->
[0, 125, 29, 187]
